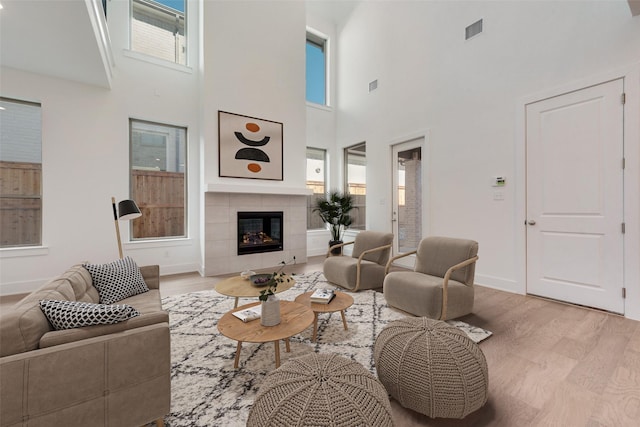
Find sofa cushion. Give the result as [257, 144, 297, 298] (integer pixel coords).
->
[118, 289, 164, 315]
[84, 257, 149, 304]
[38, 311, 169, 348]
[0, 280, 75, 357]
[37, 289, 168, 348]
[39, 300, 140, 330]
[59, 264, 100, 303]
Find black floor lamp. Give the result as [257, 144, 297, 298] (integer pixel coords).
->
[112, 196, 142, 258]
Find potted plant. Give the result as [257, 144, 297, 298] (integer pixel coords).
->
[256, 270, 288, 302]
[254, 258, 295, 326]
[313, 190, 355, 255]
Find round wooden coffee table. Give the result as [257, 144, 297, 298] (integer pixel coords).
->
[217, 300, 314, 369]
[294, 291, 354, 342]
[215, 274, 296, 308]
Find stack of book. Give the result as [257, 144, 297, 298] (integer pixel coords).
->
[232, 305, 262, 322]
[310, 289, 336, 304]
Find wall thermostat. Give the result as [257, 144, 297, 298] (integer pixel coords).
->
[492, 176, 506, 187]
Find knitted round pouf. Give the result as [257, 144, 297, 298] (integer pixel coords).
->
[247, 353, 393, 426]
[374, 317, 488, 418]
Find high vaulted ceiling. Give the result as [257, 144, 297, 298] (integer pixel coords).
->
[0, 0, 112, 88]
[0, 0, 635, 90]
[0, 0, 357, 90]
[306, 0, 358, 25]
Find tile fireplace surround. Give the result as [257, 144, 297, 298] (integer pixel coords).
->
[204, 185, 310, 276]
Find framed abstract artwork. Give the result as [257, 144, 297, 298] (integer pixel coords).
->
[218, 111, 284, 181]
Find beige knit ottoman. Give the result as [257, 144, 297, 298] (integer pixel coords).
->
[247, 353, 393, 426]
[374, 317, 488, 418]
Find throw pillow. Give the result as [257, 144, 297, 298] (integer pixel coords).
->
[83, 256, 149, 304]
[39, 299, 140, 330]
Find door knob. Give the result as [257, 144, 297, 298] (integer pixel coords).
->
[527, 220, 536, 225]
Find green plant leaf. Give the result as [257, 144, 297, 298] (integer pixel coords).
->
[312, 190, 356, 241]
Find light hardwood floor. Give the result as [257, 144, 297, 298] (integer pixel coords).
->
[3, 257, 639, 426]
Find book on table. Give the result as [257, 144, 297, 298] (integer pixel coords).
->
[232, 305, 262, 322]
[310, 289, 336, 304]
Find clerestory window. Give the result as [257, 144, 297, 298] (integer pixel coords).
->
[306, 29, 328, 106]
[131, 0, 186, 66]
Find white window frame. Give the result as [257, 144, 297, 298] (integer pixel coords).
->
[306, 27, 330, 107]
[129, 0, 188, 67]
[0, 97, 43, 250]
[344, 142, 367, 230]
[306, 147, 327, 230]
[129, 118, 188, 241]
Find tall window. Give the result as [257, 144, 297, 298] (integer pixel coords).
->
[345, 143, 366, 230]
[0, 98, 42, 248]
[306, 147, 327, 230]
[394, 145, 422, 253]
[306, 30, 327, 105]
[131, 0, 186, 65]
[130, 119, 187, 239]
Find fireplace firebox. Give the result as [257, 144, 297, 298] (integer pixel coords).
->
[237, 211, 283, 255]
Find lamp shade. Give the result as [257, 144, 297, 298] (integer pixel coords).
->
[118, 199, 142, 221]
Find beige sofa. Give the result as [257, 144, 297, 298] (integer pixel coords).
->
[0, 264, 170, 427]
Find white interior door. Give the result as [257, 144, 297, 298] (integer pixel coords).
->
[526, 79, 625, 313]
[392, 138, 423, 267]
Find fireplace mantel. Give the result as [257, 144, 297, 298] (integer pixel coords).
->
[206, 183, 312, 196]
[204, 188, 309, 276]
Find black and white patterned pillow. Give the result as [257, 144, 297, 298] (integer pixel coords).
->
[83, 256, 149, 304]
[39, 299, 140, 330]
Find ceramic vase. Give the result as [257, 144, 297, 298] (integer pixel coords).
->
[261, 294, 281, 326]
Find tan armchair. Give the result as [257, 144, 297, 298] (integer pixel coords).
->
[383, 236, 479, 320]
[323, 231, 394, 291]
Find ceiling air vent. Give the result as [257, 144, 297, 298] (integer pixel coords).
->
[369, 79, 378, 93]
[465, 19, 483, 40]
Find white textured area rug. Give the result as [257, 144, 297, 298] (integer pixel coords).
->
[161, 271, 491, 427]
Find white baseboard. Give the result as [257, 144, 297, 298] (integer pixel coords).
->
[474, 274, 523, 295]
[307, 248, 328, 257]
[159, 263, 201, 277]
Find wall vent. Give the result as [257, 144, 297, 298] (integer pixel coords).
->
[369, 79, 378, 93]
[465, 19, 483, 40]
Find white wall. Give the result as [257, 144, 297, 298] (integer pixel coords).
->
[334, 1, 640, 318]
[0, 0, 314, 294]
[0, 0, 202, 294]
[200, 0, 310, 270]
[2, 0, 639, 321]
[306, 9, 340, 255]
[202, 0, 306, 189]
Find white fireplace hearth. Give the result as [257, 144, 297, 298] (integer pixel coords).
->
[204, 185, 311, 276]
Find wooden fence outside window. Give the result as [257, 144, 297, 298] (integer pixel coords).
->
[0, 162, 185, 247]
[131, 169, 185, 239]
[0, 161, 41, 247]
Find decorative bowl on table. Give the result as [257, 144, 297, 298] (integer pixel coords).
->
[240, 270, 256, 280]
[250, 274, 275, 287]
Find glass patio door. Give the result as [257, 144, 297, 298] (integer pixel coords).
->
[392, 138, 423, 267]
